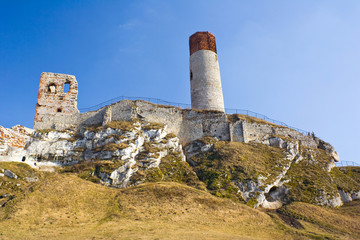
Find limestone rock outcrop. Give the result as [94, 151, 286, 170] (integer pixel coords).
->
[0, 125, 33, 156]
[0, 104, 357, 209]
[184, 135, 356, 208]
[24, 121, 188, 188]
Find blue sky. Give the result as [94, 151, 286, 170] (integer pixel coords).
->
[1, 0, 359, 164]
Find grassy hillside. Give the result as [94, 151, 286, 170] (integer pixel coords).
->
[0, 162, 359, 240]
[186, 138, 360, 206]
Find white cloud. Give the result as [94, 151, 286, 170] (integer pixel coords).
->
[117, 19, 139, 30]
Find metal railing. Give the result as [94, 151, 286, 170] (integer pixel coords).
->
[79, 96, 192, 112]
[79, 96, 309, 135]
[335, 161, 360, 167]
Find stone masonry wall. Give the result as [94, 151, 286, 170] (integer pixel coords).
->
[32, 70, 337, 162]
[189, 31, 225, 112]
[190, 50, 225, 112]
[34, 72, 80, 130]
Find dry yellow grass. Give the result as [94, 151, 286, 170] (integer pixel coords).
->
[277, 201, 360, 239]
[227, 113, 281, 126]
[0, 163, 359, 239]
[0, 169, 288, 240]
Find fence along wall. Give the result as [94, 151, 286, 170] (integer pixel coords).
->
[33, 90, 339, 162]
[78, 96, 309, 135]
[63, 99, 319, 148]
[32, 73, 316, 148]
[33, 71, 325, 154]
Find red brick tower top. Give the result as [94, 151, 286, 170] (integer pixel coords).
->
[189, 31, 217, 55]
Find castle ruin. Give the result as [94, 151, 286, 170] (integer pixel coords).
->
[33, 31, 227, 134]
[34, 72, 79, 130]
[31, 32, 337, 159]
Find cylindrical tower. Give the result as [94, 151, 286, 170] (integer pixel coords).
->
[189, 31, 225, 112]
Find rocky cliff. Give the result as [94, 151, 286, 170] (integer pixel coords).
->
[0, 103, 359, 209]
[0, 125, 33, 157]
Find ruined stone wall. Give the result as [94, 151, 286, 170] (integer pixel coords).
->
[106, 101, 338, 161]
[33, 96, 338, 160]
[34, 72, 80, 130]
[100, 100, 229, 145]
[77, 100, 313, 147]
[31, 71, 336, 159]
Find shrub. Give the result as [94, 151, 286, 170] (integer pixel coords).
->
[106, 121, 134, 131]
[142, 122, 164, 131]
[103, 143, 129, 151]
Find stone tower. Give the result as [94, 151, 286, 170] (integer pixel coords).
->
[34, 72, 79, 130]
[189, 31, 225, 112]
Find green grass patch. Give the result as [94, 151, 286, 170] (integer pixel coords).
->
[187, 139, 288, 201]
[283, 148, 339, 203]
[331, 166, 360, 192]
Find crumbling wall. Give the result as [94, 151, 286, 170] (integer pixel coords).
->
[31, 71, 337, 161]
[32, 94, 338, 161]
[34, 72, 79, 130]
[104, 100, 229, 145]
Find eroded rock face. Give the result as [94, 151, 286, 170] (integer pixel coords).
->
[184, 136, 347, 209]
[238, 120, 339, 163]
[0, 115, 353, 208]
[0, 125, 33, 157]
[25, 121, 186, 188]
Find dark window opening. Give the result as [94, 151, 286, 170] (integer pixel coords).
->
[190, 71, 193, 81]
[57, 108, 62, 113]
[64, 82, 70, 93]
[47, 83, 56, 93]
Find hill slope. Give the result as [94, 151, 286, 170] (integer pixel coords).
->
[0, 162, 359, 240]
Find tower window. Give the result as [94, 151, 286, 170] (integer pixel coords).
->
[47, 83, 56, 93]
[190, 71, 193, 81]
[57, 108, 62, 113]
[64, 82, 70, 93]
